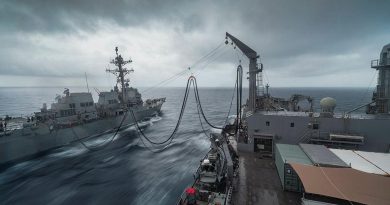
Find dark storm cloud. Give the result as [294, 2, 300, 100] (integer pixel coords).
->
[0, 0, 203, 33]
[218, 0, 390, 61]
[0, 0, 389, 86]
[3, 0, 387, 37]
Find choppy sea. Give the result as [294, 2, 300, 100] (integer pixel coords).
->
[0, 86, 373, 204]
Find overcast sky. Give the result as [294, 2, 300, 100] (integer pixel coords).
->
[0, 0, 389, 88]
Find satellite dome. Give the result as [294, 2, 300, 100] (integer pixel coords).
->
[320, 97, 336, 108]
[320, 97, 336, 115]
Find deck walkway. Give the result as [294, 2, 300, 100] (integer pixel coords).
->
[231, 152, 301, 205]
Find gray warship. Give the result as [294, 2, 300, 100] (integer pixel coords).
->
[233, 38, 390, 154]
[177, 33, 390, 205]
[0, 47, 165, 165]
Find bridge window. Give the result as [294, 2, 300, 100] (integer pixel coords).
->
[266, 121, 270, 126]
[81, 102, 93, 107]
[108, 100, 118, 104]
[60, 109, 76, 117]
[290, 123, 294, 127]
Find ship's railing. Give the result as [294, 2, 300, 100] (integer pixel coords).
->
[1, 113, 35, 120]
[371, 58, 390, 67]
[318, 131, 330, 139]
[371, 59, 379, 67]
[260, 111, 385, 120]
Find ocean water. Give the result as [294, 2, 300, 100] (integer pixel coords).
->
[0, 86, 373, 204]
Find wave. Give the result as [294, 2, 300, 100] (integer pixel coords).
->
[48, 146, 87, 158]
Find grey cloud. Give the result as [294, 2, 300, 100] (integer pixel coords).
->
[0, 0, 389, 86]
[222, 0, 390, 56]
[0, 0, 203, 34]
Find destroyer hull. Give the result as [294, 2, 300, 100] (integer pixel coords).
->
[0, 104, 162, 166]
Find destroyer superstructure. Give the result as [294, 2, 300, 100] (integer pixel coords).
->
[0, 47, 165, 165]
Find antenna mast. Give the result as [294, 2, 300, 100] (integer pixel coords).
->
[84, 72, 90, 93]
[106, 47, 134, 105]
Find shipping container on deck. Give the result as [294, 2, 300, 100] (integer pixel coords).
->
[354, 150, 390, 175]
[330, 149, 388, 175]
[299, 144, 348, 167]
[275, 144, 313, 192]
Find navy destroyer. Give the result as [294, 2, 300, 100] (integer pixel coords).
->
[0, 47, 165, 165]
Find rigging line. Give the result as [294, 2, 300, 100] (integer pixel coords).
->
[224, 79, 237, 127]
[233, 46, 247, 64]
[134, 127, 161, 153]
[196, 95, 210, 138]
[131, 77, 193, 145]
[192, 77, 223, 129]
[72, 110, 129, 151]
[142, 42, 230, 94]
[359, 70, 377, 105]
[263, 69, 270, 85]
[192, 46, 230, 76]
[141, 70, 188, 93]
[145, 70, 190, 93]
[193, 80, 211, 138]
[236, 68, 240, 134]
[141, 41, 225, 94]
[143, 42, 226, 93]
[234, 49, 241, 62]
[133, 71, 239, 148]
[318, 166, 354, 205]
[234, 48, 244, 64]
[192, 44, 228, 70]
[236, 65, 243, 135]
[190, 41, 225, 69]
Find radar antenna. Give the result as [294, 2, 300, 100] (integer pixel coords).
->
[106, 47, 134, 105]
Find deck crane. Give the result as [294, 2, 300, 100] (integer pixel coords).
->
[225, 32, 262, 112]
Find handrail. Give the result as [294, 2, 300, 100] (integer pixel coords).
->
[371, 58, 390, 67]
[371, 59, 379, 67]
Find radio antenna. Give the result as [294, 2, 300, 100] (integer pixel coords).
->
[85, 72, 90, 93]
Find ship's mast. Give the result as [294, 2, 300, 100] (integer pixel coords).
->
[106, 47, 134, 105]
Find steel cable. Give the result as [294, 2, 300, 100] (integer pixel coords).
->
[71, 110, 129, 151]
[133, 70, 241, 148]
[192, 77, 223, 129]
[131, 76, 193, 145]
[141, 41, 225, 94]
